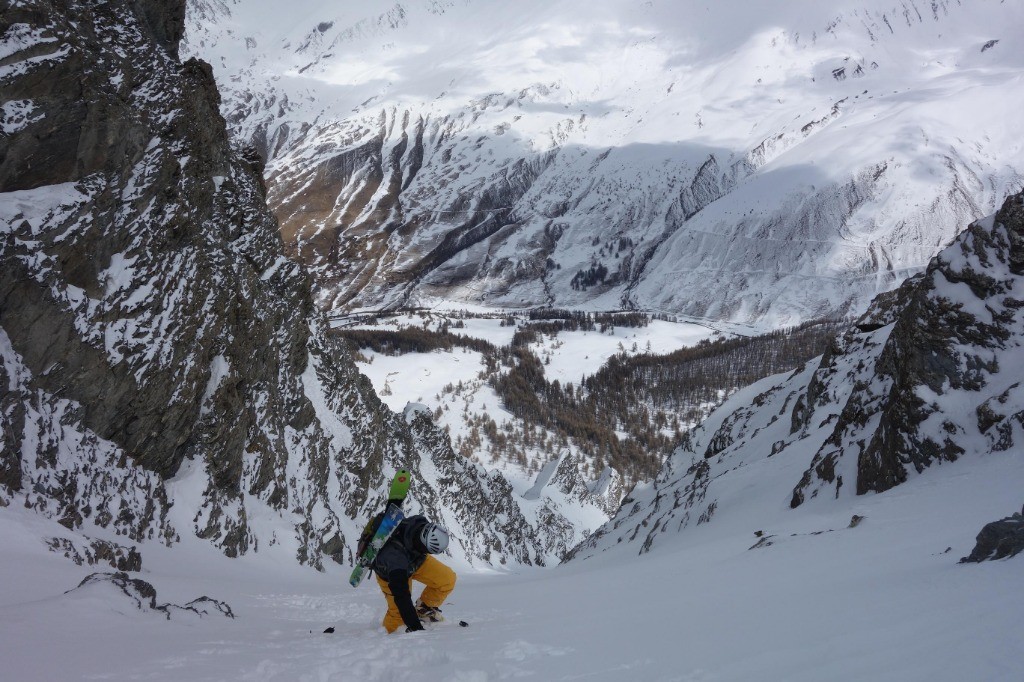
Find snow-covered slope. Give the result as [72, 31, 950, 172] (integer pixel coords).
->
[3, 392, 1022, 681]
[185, 0, 1024, 324]
[575, 189, 1024, 559]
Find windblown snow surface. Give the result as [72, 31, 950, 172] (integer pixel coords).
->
[2, 420, 1021, 681]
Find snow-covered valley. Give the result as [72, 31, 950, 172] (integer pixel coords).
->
[343, 312, 721, 465]
[327, 311, 732, 561]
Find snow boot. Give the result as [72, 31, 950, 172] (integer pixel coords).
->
[415, 599, 444, 623]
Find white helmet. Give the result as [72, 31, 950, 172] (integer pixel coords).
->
[420, 523, 450, 554]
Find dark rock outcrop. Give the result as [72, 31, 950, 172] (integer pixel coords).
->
[574, 190, 1024, 558]
[0, 0, 560, 569]
[46, 536, 143, 572]
[960, 505, 1024, 563]
[792, 191, 1024, 506]
[65, 572, 234, 619]
[2, 0, 319, 551]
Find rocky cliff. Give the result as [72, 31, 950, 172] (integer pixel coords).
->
[0, 0, 575, 569]
[572, 190, 1024, 558]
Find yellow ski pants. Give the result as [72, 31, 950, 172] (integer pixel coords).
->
[376, 555, 457, 633]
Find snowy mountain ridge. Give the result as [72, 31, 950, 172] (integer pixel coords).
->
[0, 0, 598, 573]
[574, 188, 1024, 559]
[185, 0, 1024, 325]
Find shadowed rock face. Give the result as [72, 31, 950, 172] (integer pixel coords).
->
[960, 505, 1024, 563]
[0, 0, 573, 569]
[1, 0, 261, 484]
[1, 0, 339, 557]
[1, 1, 188, 193]
[1, 0, 319, 513]
[791, 190, 1024, 506]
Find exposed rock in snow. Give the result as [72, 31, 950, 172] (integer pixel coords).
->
[960, 504, 1024, 563]
[792, 192, 1024, 505]
[45, 536, 142, 572]
[402, 401, 431, 423]
[64, 572, 234, 620]
[524, 451, 594, 505]
[587, 466, 626, 516]
[574, 190, 1024, 558]
[0, 0, 583, 571]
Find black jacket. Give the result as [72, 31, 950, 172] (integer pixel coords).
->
[372, 515, 430, 631]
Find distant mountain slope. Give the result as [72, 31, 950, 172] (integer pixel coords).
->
[572, 188, 1024, 558]
[185, 0, 1024, 324]
[0, 0, 590, 570]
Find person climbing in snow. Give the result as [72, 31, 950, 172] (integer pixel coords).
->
[372, 514, 456, 633]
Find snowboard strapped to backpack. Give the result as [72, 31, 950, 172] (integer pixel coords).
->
[349, 470, 412, 588]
